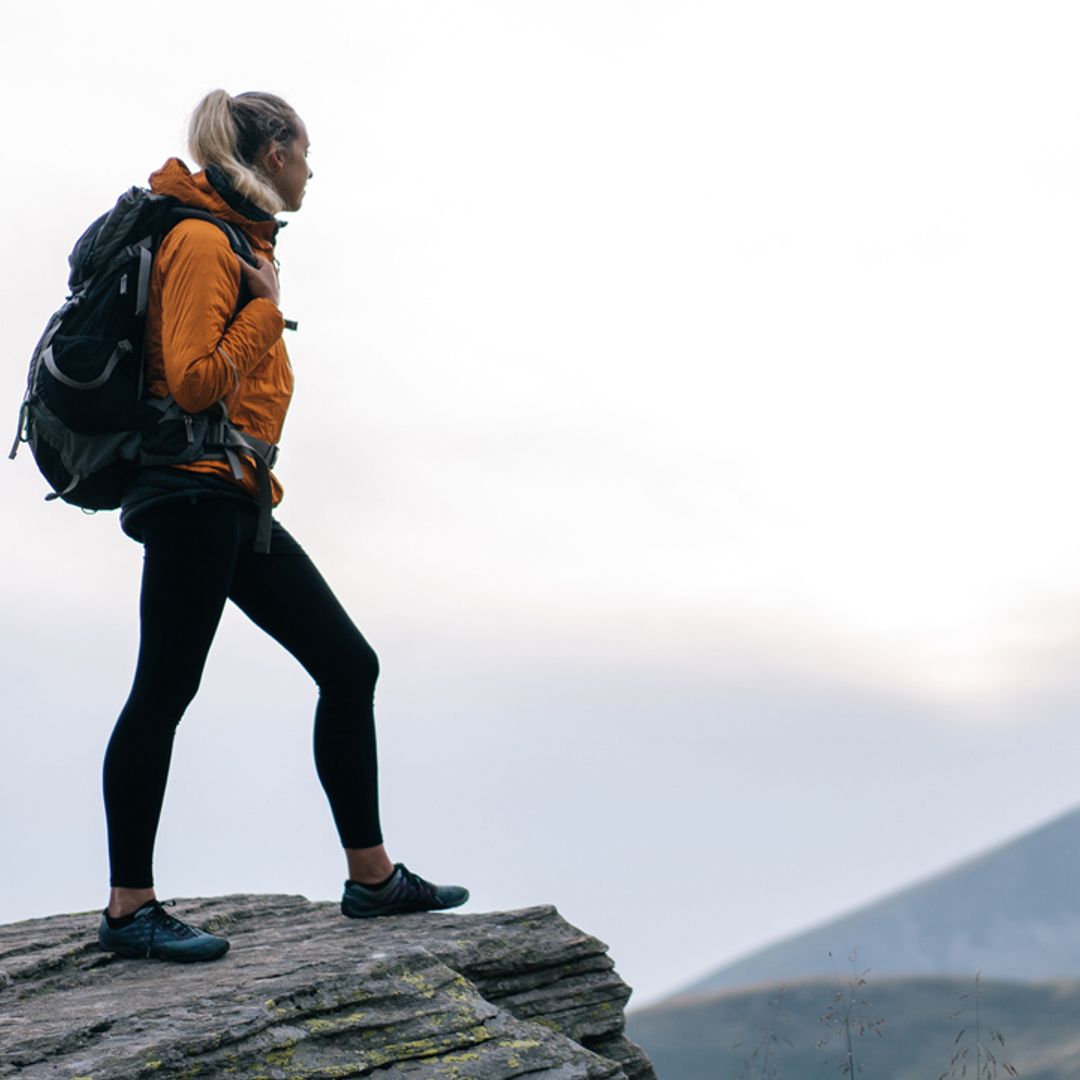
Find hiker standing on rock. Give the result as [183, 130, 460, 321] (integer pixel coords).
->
[97, 90, 467, 961]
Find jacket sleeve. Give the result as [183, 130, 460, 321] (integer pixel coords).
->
[156, 220, 285, 413]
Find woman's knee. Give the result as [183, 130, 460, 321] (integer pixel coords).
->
[318, 635, 379, 698]
[345, 636, 380, 693]
[120, 670, 203, 732]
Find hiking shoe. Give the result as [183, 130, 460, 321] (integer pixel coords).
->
[98, 900, 230, 962]
[341, 863, 469, 918]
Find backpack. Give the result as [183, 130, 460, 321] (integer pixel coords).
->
[10, 186, 282, 547]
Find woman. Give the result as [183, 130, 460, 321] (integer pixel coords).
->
[98, 90, 467, 962]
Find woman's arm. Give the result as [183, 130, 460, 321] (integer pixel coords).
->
[157, 220, 285, 413]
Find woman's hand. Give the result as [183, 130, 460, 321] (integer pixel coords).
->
[238, 254, 280, 308]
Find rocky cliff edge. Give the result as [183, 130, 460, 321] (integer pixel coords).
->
[0, 895, 655, 1079]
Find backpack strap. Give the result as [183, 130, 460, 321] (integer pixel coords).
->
[165, 208, 297, 330]
[167, 207, 258, 266]
[203, 408, 277, 553]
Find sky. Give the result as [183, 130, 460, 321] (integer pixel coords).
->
[4, 0, 1080, 1009]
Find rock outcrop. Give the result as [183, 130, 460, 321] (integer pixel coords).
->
[0, 895, 654, 1079]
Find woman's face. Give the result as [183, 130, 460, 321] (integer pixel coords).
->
[266, 120, 312, 212]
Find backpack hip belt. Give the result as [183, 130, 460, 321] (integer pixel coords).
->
[140, 396, 280, 553]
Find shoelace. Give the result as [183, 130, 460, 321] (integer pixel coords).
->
[144, 899, 193, 957]
[397, 864, 439, 903]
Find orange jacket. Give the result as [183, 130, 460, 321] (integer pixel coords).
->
[144, 158, 292, 504]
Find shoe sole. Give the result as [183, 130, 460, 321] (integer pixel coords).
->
[341, 892, 470, 919]
[100, 941, 230, 962]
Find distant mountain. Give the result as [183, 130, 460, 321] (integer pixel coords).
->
[627, 976, 1080, 1080]
[683, 804, 1080, 994]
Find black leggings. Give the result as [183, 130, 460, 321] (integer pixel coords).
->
[103, 498, 382, 887]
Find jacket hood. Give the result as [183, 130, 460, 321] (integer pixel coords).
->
[149, 158, 281, 246]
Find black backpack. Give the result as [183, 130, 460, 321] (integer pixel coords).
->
[10, 187, 283, 548]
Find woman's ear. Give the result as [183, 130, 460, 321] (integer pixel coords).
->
[259, 141, 286, 174]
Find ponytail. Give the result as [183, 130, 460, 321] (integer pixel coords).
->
[188, 89, 301, 215]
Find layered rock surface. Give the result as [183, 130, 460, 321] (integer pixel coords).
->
[0, 895, 654, 1079]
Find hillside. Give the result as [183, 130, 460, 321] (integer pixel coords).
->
[680, 803, 1080, 993]
[627, 975, 1080, 1080]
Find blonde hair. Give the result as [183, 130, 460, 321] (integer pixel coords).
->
[188, 90, 301, 215]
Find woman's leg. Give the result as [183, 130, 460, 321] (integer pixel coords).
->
[227, 524, 387, 877]
[102, 500, 251, 913]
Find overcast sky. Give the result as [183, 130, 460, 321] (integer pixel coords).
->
[5, 0, 1080, 1008]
